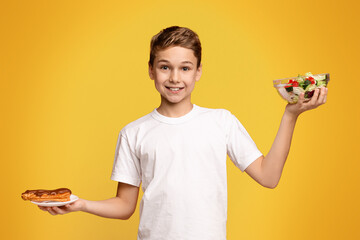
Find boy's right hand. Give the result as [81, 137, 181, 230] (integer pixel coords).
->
[38, 198, 85, 216]
[37, 183, 139, 219]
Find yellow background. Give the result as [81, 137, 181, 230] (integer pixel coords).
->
[1, 0, 359, 239]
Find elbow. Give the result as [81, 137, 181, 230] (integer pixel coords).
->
[118, 214, 132, 220]
[117, 211, 135, 220]
[117, 208, 136, 220]
[125, 209, 136, 220]
[260, 173, 281, 189]
[262, 179, 279, 189]
[113, 196, 137, 220]
[264, 183, 278, 189]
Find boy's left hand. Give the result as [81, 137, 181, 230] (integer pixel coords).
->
[285, 87, 328, 117]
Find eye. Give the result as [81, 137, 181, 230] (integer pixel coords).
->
[160, 66, 169, 70]
[182, 67, 189, 71]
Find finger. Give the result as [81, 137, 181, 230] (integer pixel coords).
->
[309, 88, 320, 105]
[298, 92, 306, 104]
[47, 207, 58, 216]
[323, 88, 328, 103]
[317, 87, 327, 104]
[38, 206, 48, 211]
[51, 206, 68, 215]
[64, 204, 73, 211]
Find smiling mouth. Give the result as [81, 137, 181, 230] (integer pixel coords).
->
[165, 87, 184, 91]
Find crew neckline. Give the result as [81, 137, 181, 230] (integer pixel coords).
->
[151, 104, 199, 124]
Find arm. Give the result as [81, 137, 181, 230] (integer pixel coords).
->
[245, 87, 328, 188]
[39, 182, 139, 220]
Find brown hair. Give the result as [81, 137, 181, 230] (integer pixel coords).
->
[149, 26, 202, 68]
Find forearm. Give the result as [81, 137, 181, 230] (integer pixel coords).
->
[81, 197, 135, 220]
[39, 183, 139, 218]
[261, 110, 298, 187]
[246, 89, 327, 188]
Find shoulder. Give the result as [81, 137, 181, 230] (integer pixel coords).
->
[195, 105, 245, 134]
[195, 105, 234, 121]
[195, 105, 239, 133]
[119, 111, 156, 137]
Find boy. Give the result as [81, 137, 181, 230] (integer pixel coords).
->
[39, 26, 328, 239]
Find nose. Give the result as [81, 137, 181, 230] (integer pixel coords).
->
[169, 69, 180, 83]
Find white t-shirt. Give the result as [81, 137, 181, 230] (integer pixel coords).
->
[111, 105, 263, 240]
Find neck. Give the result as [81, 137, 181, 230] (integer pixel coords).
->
[157, 98, 194, 118]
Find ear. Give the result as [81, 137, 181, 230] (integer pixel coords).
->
[195, 63, 202, 82]
[148, 63, 155, 80]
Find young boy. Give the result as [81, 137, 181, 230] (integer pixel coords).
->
[39, 26, 328, 239]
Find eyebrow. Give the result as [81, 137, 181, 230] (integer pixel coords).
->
[182, 61, 194, 65]
[157, 59, 194, 65]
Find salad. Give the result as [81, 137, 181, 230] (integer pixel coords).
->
[274, 72, 329, 104]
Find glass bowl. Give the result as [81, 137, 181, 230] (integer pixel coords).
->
[273, 73, 330, 104]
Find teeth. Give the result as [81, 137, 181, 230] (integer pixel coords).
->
[170, 88, 180, 91]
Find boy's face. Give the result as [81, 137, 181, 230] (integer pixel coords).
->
[149, 46, 202, 106]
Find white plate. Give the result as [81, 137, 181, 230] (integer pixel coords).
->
[31, 194, 79, 207]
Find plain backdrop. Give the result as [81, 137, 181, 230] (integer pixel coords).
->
[1, 0, 359, 239]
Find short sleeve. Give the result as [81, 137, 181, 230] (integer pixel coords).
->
[226, 113, 263, 172]
[111, 132, 141, 186]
